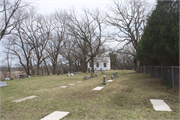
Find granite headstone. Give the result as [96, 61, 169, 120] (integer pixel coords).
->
[0, 82, 8, 87]
[84, 76, 89, 80]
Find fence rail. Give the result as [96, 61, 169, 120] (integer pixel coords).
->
[141, 66, 179, 90]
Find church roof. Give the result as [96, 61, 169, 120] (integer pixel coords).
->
[93, 57, 110, 63]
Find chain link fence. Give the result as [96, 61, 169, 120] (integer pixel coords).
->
[141, 66, 179, 90]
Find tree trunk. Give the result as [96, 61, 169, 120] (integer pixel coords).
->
[136, 60, 141, 73]
[44, 59, 49, 75]
[83, 61, 87, 73]
[52, 63, 56, 74]
[30, 60, 35, 75]
[37, 64, 40, 75]
[26, 60, 30, 75]
[91, 57, 94, 77]
[7, 54, 11, 78]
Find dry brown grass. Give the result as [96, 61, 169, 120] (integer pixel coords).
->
[1, 70, 179, 119]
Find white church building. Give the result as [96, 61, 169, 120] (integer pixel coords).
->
[87, 56, 111, 71]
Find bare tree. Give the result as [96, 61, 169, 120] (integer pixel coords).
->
[0, 0, 31, 40]
[46, 11, 67, 74]
[60, 35, 76, 73]
[67, 8, 106, 76]
[3, 40, 14, 78]
[106, 0, 153, 72]
[20, 13, 52, 75]
[4, 34, 33, 76]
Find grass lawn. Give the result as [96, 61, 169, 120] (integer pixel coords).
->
[1, 70, 179, 119]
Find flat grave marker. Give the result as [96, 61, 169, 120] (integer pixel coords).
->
[61, 86, 67, 88]
[4, 78, 11, 81]
[92, 86, 104, 90]
[40, 111, 70, 120]
[76, 81, 83, 83]
[12, 95, 37, 102]
[0, 82, 8, 87]
[68, 83, 75, 86]
[150, 99, 172, 111]
[107, 80, 113, 82]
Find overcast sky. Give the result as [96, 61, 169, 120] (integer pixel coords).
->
[0, 0, 156, 67]
[33, 0, 112, 15]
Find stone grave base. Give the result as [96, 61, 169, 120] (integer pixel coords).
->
[68, 83, 75, 86]
[76, 81, 83, 83]
[12, 95, 37, 102]
[107, 80, 113, 82]
[40, 111, 70, 120]
[61, 86, 67, 88]
[92, 86, 104, 90]
[150, 99, 172, 111]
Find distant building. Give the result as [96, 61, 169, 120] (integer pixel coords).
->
[87, 57, 111, 71]
[87, 51, 111, 71]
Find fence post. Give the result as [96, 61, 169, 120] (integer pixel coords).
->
[171, 67, 174, 88]
[155, 67, 156, 79]
[161, 67, 162, 81]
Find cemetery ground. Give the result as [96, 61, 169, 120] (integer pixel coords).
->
[1, 70, 179, 120]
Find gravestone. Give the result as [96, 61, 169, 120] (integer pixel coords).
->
[113, 72, 116, 78]
[88, 68, 90, 73]
[19, 75, 24, 79]
[111, 75, 114, 79]
[91, 72, 94, 78]
[84, 76, 89, 80]
[116, 72, 118, 77]
[28, 76, 31, 78]
[4, 78, 11, 81]
[67, 74, 70, 76]
[70, 73, 74, 76]
[95, 73, 98, 77]
[102, 75, 107, 85]
[0, 82, 8, 87]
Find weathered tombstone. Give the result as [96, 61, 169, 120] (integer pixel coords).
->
[19, 75, 24, 79]
[28, 76, 31, 78]
[116, 72, 118, 77]
[67, 74, 70, 76]
[100, 68, 102, 72]
[95, 73, 98, 77]
[84, 76, 89, 80]
[91, 72, 94, 78]
[111, 75, 114, 79]
[70, 73, 74, 76]
[4, 78, 11, 81]
[102, 75, 107, 85]
[113, 72, 116, 78]
[88, 68, 90, 73]
[0, 82, 8, 87]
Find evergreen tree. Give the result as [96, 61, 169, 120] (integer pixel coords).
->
[109, 53, 118, 69]
[135, 0, 179, 66]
